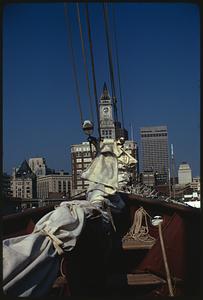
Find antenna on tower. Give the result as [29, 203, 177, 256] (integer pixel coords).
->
[171, 144, 174, 156]
[171, 144, 176, 199]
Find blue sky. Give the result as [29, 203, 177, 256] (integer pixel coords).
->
[3, 3, 200, 176]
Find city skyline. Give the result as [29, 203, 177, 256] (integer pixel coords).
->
[3, 3, 200, 176]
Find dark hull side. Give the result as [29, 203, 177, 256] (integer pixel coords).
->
[2, 194, 201, 297]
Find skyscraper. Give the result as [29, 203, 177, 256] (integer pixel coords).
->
[140, 126, 169, 184]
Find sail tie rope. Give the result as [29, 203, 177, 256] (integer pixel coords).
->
[122, 207, 155, 243]
[90, 199, 116, 230]
[106, 205, 117, 232]
[41, 229, 64, 255]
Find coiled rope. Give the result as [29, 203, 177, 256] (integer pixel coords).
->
[122, 207, 155, 243]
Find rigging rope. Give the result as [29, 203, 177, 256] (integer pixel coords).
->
[112, 4, 125, 129]
[102, 3, 118, 123]
[64, 3, 84, 126]
[85, 3, 101, 140]
[76, 3, 94, 125]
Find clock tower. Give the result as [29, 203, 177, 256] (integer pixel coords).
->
[99, 83, 116, 139]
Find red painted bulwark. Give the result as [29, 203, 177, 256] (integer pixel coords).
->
[137, 213, 187, 280]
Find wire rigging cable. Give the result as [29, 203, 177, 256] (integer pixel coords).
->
[112, 4, 125, 129]
[102, 3, 118, 123]
[76, 3, 94, 125]
[64, 3, 84, 126]
[85, 3, 101, 139]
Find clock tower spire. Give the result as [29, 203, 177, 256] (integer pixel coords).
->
[99, 83, 115, 139]
[101, 82, 110, 102]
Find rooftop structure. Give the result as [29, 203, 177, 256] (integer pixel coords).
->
[28, 157, 47, 176]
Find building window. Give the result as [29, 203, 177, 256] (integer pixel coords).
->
[68, 182, 71, 192]
[84, 158, 92, 162]
[63, 181, 66, 192]
[58, 181, 62, 193]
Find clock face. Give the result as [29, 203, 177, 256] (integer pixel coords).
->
[103, 107, 109, 114]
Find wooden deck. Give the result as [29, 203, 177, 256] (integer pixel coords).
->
[122, 239, 155, 250]
[127, 273, 166, 286]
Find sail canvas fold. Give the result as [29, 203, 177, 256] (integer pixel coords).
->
[3, 203, 88, 297]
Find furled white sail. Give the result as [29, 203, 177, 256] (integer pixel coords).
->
[3, 139, 136, 297]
